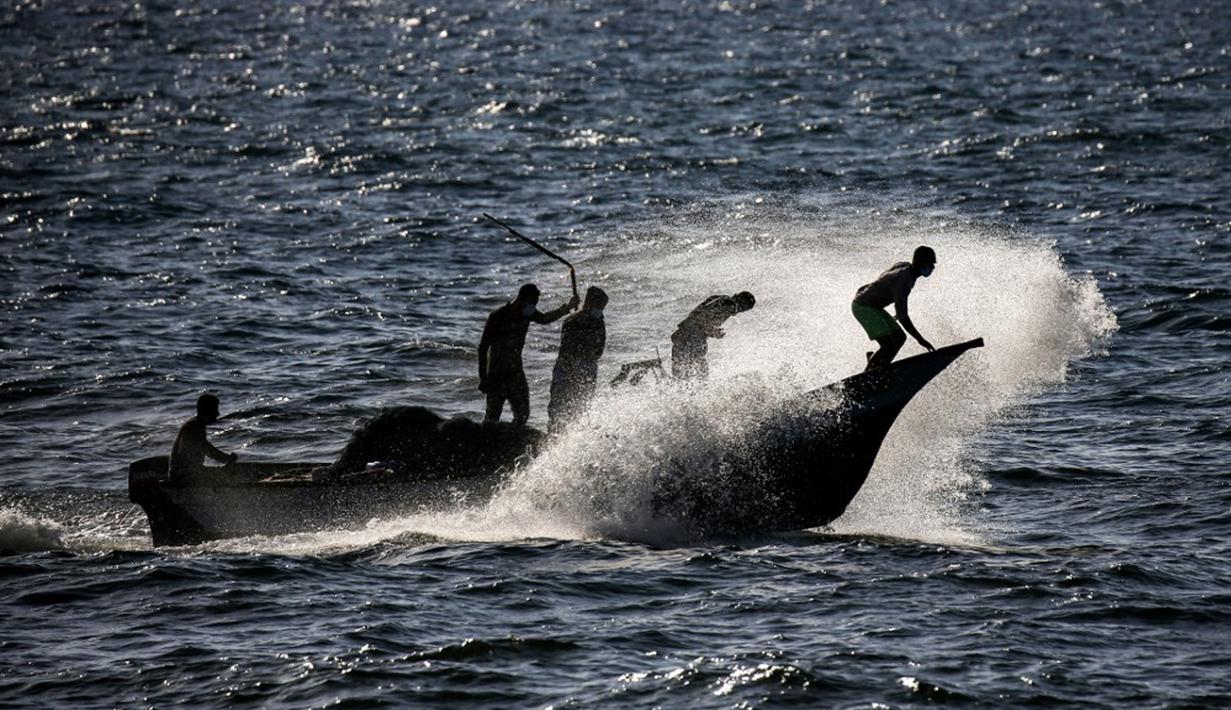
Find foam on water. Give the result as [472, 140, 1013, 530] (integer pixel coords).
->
[489, 373, 810, 543]
[0, 507, 66, 553]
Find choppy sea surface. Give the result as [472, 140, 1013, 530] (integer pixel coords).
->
[2, 0, 1229, 706]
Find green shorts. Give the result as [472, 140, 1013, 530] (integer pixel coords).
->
[851, 301, 902, 341]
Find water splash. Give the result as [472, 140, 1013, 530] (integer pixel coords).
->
[477, 197, 1117, 545]
[0, 507, 66, 553]
[489, 373, 812, 543]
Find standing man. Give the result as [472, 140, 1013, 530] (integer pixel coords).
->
[670, 291, 756, 380]
[169, 393, 238, 483]
[479, 283, 579, 426]
[852, 245, 937, 371]
[547, 286, 608, 435]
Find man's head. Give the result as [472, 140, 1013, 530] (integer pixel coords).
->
[514, 283, 540, 313]
[584, 286, 609, 315]
[734, 291, 756, 312]
[912, 246, 937, 277]
[196, 393, 221, 424]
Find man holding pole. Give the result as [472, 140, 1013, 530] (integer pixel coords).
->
[479, 283, 579, 426]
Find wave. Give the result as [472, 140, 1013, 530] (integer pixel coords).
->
[0, 508, 66, 553]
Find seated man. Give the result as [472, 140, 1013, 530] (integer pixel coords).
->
[168, 393, 237, 483]
[548, 286, 608, 435]
[852, 245, 936, 371]
[670, 291, 755, 380]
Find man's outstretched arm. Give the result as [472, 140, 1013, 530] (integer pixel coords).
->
[532, 294, 581, 324]
[895, 296, 934, 351]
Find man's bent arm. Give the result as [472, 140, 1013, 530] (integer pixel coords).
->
[186, 423, 232, 464]
[702, 297, 737, 336]
[204, 439, 233, 464]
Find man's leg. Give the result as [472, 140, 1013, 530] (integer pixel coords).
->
[484, 392, 505, 422]
[509, 374, 531, 427]
[867, 329, 906, 370]
[547, 367, 569, 435]
[854, 302, 904, 371]
[576, 372, 597, 409]
[670, 333, 689, 379]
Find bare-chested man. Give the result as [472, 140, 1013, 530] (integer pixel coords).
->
[479, 283, 579, 426]
[168, 393, 237, 482]
[852, 246, 937, 370]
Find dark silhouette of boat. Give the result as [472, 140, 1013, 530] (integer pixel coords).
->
[128, 410, 543, 547]
[129, 338, 983, 546]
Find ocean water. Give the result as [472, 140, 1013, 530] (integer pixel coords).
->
[2, 0, 1229, 706]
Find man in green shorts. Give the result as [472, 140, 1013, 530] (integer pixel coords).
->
[852, 246, 937, 371]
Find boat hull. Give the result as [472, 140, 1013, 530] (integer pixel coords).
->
[129, 458, 503, 547]
[650, 339, 985, 535]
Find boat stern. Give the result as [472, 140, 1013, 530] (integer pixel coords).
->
[127, 456, 212, 547]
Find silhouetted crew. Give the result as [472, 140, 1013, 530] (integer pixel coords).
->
[479, 283, 580, 426]
[670, 291, 756, 380]
[852, 245, 937, 371]
[548, 286, 608, 434]
[169, 393, 237, 483]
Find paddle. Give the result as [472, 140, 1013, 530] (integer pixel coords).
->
[482, 213, 578, 300]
